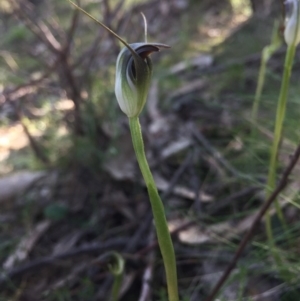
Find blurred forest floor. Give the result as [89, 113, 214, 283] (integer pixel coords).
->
[0, 0, 300, 300]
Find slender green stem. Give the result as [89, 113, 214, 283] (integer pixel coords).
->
[251, 19, 281, 135]
[265, 44, 296, 250]
[111, 273, 123, 301]
[129, 116, 179, 301]
[266, 44, 296, 195]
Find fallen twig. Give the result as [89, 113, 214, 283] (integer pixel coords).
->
[190, 124, 253, 181]
[0, 238, 129, 286]
[138, 231, 155, 301]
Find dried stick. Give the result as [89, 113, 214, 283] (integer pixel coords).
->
[12, 2, 61, 54]
[13, 1, 84, 134]
[204, 143, 300, 301]
[63, 6, 79, 55]
[21, 120, 50, 165]
[191, 125, 252, 181]
[138, 230, 155, 301]
[0, 238, 129, 286]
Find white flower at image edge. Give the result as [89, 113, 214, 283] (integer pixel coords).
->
[115, 43, 168, 118]
[284, 0, 300, 46]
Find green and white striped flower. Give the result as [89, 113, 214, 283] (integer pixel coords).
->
[115, 43, 169, 118]
[284, 0, 300, 46]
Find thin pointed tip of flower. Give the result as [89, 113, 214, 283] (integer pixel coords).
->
[157, 44, 171, 49]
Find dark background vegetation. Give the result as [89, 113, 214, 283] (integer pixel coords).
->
[0, 0, 300, 300]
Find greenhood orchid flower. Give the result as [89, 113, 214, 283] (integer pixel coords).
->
[115, 43, 169, 118]
[66, 2, 178, 299]
[284, 0, 300, 46]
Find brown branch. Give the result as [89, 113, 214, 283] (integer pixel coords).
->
[72, 28, 105, 69]
[12, 2, 61, 55]
[191, 126, 253, 180]
[12, 1, 83, 134]
[0, 61, 59, 104]
[63, 5, 80, 56]
[36, 21, 62, 53]
[204, 142, 300, 301]
[9, 103, 50, 165]
[21, 120, 50, 165]
[110, 0, 125, 21]
[0, 237, 129, 286]
[57, 57, 83, 134]
[138, 231, 155, 301]
[102, 0, 112, 25]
